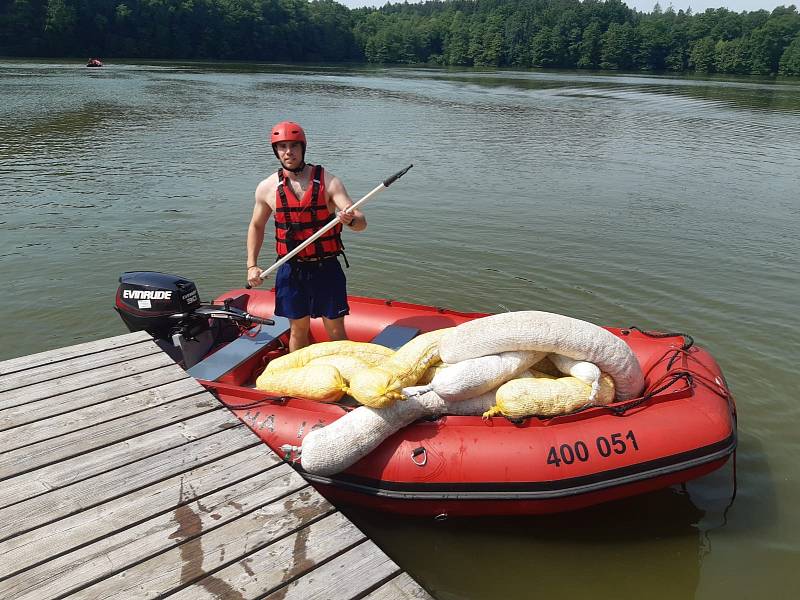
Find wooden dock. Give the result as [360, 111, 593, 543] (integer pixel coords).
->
[0, 331, 433, 600]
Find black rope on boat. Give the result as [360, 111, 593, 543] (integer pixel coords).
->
[722, 448, 738, 525]
[607, 371, 693, 416]
[628, 326, 694, 370]
[215, 394, 292, 410]
[628, 326, 694, 351]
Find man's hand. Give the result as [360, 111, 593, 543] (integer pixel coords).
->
[338, 209, 355, 226]
[247, 266, 264, 288]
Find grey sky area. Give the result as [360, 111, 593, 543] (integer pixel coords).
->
[336, 0, 790, 15]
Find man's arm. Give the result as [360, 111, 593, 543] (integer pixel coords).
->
[328, 175, 366, 231]
[247, 179, 274, 286]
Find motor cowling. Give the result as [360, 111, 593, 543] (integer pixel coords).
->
[114, 271, 202, 341]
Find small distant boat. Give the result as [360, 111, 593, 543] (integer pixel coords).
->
[86, 58, 103, 68]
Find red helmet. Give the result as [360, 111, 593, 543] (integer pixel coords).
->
[270, 121, 306, 158]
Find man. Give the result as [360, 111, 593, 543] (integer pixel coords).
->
[246, 121, 366, 351]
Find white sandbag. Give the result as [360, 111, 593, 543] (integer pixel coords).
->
[300, 391, 446, 476]
[402, 385, 501, 417]
[427, 350, 546, 401]
[445, 392, 497, 416]
[439, 311, 644, 400]
[550, 354, 602, 404]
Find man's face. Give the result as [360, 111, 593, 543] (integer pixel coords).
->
[275, 141, 303, 168]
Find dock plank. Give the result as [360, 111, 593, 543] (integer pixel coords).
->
[74, 484, 336, 600]
[0, 331, 151, 376]
[0, 337, 165, 394]
[0, 426, 259, 542]
[364, 573, 437, 600]
[167, 512, 367, 600]
[0, 359, 188, 431]
[0, 348, 178, 409]
[0, 391, 222, 478]
[263, 539, 402, 600]
[1, 465, 307, 600]
[0, 445, 281, 581]
[0, 377, 205, 453]
[1, 409, 244, 508]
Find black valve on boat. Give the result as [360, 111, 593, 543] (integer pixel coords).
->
[114, 271, 273, 367]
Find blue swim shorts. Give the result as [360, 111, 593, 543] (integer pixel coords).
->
[274, 257, 350, 320]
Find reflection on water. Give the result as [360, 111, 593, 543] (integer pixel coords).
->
[344, 453, 751, 599]
[346, 486, 710, 600]
[1, 60, 799, 598]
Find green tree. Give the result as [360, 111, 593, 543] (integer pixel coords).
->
[577, 21, 602, 68]
[665, 11, 690, 71]
[748, 8, 800, 74]
[44, 0, 77, 53]
[779, 33, 800, 74]
[714, 37, 751, 73]
[601, 21, 638, 70]
[530, 26, 565, 67]
[638, 18, 671, 70]
[443, 10, 471, 66]
[689, 36, 716, 72]
[475, 14, 504, 66]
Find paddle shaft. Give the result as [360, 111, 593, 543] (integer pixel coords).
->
[246, 164, 412, 287]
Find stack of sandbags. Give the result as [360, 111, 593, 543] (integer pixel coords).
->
[347, 329, 450, 408]
[298, 311, 645, 476]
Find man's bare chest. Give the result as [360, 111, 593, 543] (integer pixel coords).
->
[283, 179, 310, 199]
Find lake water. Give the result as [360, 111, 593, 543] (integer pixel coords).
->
[1, 60, 799, 599]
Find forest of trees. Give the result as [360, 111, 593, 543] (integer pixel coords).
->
[1, 0, 799, 75]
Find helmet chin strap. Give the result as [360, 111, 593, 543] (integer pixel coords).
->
[280, 159, 306, 174]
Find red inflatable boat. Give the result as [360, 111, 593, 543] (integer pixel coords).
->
[115, 274, 737, 517]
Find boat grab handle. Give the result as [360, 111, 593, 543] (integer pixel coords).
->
[411, 446, 427, 467]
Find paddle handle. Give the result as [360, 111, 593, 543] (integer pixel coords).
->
[246, 164, 412, 288]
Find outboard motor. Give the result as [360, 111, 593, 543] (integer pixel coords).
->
[115, 271, 272, 368]
[115, 272, 202, 339]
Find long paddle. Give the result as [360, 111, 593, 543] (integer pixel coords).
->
[246, 164, 413, 288]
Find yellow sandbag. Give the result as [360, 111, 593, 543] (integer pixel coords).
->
[484, 373, 615, 418]
[348, 329, 450, 408]
[255, 364, 347, 403]
[417, 361, 446, 385]
[307, 354, 370, 383]
[265, 340, 393, 373]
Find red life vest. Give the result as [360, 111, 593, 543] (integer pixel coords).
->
[274, 164, 344, 260]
